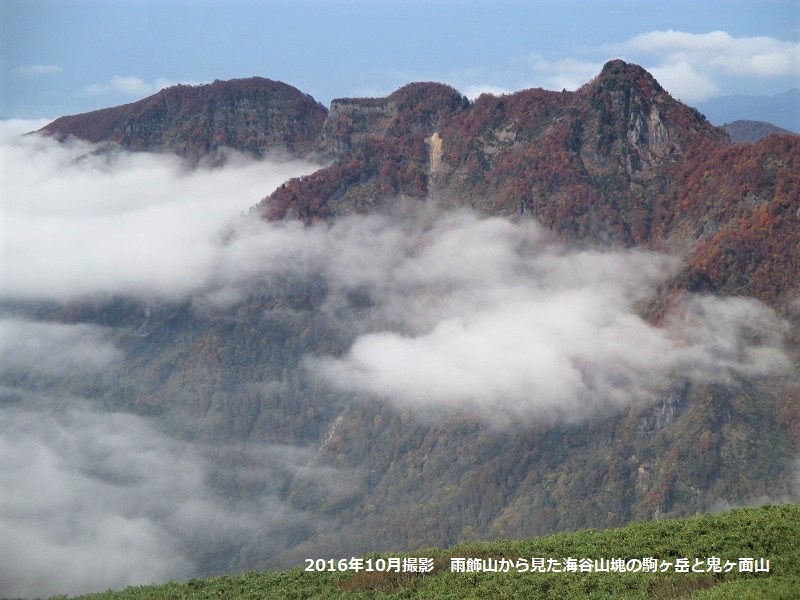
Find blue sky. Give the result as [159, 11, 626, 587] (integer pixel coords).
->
[2, 0, 799, 119]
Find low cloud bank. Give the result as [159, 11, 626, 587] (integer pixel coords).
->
[2, 125, 793, 423]
[0, 397, 200, 597]
[0, 318, 123, 377]
[0, 392, 315, 598]
[1, 120, 796, 596]
[1, 122, 322, 302]
[306, 215, 792, 421]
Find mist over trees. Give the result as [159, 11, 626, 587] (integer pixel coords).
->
[2, 62, 799, 598]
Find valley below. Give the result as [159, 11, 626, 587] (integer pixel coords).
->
[2, 61, 799, 598]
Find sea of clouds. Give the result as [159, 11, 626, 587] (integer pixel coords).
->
[0, 121, 794, 597]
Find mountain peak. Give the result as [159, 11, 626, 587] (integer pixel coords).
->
[600, 58, 654, 77]
[262, 59, 732, 246]
[582, 59, 666, 102]
[39, 77, 328, 163]
[386, 81, 466, 106]
[573, 59, 725, 173]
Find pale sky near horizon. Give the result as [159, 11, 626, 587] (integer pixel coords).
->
[1, 0, 798, 119]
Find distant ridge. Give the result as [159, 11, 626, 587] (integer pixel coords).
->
[723, 119, 798, 144]
[695, 88, 800, 134]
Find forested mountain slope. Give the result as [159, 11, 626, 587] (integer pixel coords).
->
[5, 60, 798, 593]
[39, 77, 328, 163]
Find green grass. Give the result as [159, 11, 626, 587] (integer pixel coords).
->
[24, 504, 800, 600]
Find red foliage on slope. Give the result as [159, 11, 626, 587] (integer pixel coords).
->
[39, 77, 328, 162]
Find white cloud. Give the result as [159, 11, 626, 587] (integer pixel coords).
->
[463, 30, 800, 102]
[665, 295, 792, 381]
[623, 30, 800, 78]
[196, 208, 793, 427]
[0, 118, 52, 141]
[610, 30, 800, 101]
[2, 125, 793, 428]
[13, 64, 63, 76]
[293, 213, 792, 423]
[319, 289, 673, 418]
[528, 55, 605, 91]
[83, 75, 201, 97]
[361, 29, 798, 104]
[0, 129, 321, 302]
[648, 61, 719, 103]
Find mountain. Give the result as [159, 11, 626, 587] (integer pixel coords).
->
[264, 60, 727, 226]
[6, 60, 799, 594]
[723, 119, 798, 144]
[38, 77, 328, 164]
[261, 60, 799, 308]
[693, 88, 800, 134]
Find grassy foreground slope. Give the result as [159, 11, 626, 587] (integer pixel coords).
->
[40, 504, 799, 600]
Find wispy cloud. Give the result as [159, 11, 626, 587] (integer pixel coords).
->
[0, 319, 123, 378]
[0, 118, 52, 140]
[13, 64, 63, 76]
[527, 55, 605, 92]
[82, 75, 200, 97]
[647, 61, 720, 102]
[475, 30, 800, 102]
[341, 29, 798, 105]
[3, 128, 792, 426]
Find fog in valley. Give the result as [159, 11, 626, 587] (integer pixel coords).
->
[0, 121, 793, 597]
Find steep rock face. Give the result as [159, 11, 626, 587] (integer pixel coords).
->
[263, 82, 469, 219]
[260, 62, 728, 243]
[320, 97, 400, 156]
[578, 59, 716, 172]
[428, 60, 728, 243]
[39, 77, 328, 163]
[317, 82, 469, 157]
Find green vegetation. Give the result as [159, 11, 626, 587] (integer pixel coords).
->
[31, 504, 799, 600]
